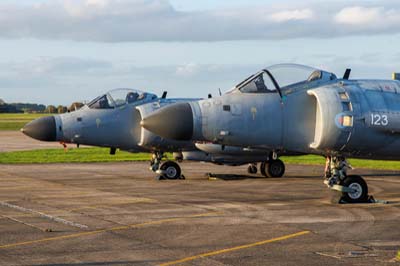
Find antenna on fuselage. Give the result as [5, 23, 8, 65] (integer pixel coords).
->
[343, 69, 351, 80]
[218, 88, 222, 96]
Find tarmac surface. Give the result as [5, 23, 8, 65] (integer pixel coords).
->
[1, 162, 400, 266]
[0, 131, 63, 152]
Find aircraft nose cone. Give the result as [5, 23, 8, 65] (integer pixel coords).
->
[141, 103, 193, 140]
[21, 116, 57, 141]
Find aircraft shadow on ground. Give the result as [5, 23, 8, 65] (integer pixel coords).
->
[360, 173, 400, 177]
[206, 173, 264, 180]
[27, 261, 157, 266]
[206, 174, 321, 180]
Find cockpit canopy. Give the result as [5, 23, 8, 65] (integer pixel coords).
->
[234, 64, 337, 94]
[88, 88, 157, 109]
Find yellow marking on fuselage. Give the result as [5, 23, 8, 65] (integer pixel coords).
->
[95, 118, 101, 128]
[0, 212, 220, 249]
[158, 230, 311, 266]
[251, 107, 257, 120]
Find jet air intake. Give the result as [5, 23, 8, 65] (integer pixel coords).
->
[140, 103, 194, 141]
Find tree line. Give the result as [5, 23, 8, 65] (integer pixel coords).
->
[0, 99, 84, 114]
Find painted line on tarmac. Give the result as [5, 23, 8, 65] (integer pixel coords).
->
[157, 230, 311, 266]
[0, 201, 88, 229]
[0, 211, 220, 249]
[65, 206, 102, 212]
[1, 215, 48, 232]
[65, 198, 158, 212]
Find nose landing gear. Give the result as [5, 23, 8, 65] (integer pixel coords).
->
[150, 151, 185, 180]
[341, 175, 368, 203]
[324, 156, 370, 203]
[159, 161, 182, 180]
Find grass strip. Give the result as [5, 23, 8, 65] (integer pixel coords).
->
[0, 149, 400, 170]
[0, 113, 50, 131]
[0, 148, 153, 164]
[282, 155, 400, 171]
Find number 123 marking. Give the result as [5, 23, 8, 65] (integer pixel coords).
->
[371, 114, 389, 126]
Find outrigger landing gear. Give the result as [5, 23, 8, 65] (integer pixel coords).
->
[150, 151, 184, 180]
[324, 156, 369, 203]
[247, 163, 258, 174]
[260, 154, 286, 178]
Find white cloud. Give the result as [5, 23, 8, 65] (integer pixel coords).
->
[335, 6, 384, 25]
[0, 1, 400, 42]
[175, 63, 200, 77]
[269, 9, 314, 22]
[9, 57, 113, 76]
[333, 5, 400, 35]
[86, 0, 109, 8]
[0, 57, 260, 104]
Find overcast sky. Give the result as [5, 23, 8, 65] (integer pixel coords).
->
[1, 0, 400, 105]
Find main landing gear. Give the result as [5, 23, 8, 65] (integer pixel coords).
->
[150, 151, 185, 180]
[260, 159, 285, 178]
[324, 156, 370, 203]
[247, 156, 286, 178]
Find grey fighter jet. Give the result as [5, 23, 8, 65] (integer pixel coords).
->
[21, 88, 278, 179]
[142, 63, 400, 203]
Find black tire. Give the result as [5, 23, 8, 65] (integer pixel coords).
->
[341, 175, 369, 203]
[260, 162, 267, 177]
[160, 161, 181, 180]
[266, 159, 285, 178]
[247, 164, 258, 174]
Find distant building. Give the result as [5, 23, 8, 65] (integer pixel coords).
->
[0, 99, 19, 113]
[0, 98, 60, 113]
[0, 99, 7, 112]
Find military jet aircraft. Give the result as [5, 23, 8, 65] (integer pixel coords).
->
[142, 63, 400, 203]
[21, 88, 281, 179]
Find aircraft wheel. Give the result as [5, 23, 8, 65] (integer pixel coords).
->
[260, 162, 267, 177]
[160, 161, 181, 180]
[266, 159, 285, 178]
[341, 175, 369, 203]
[247, 164, 258, 174]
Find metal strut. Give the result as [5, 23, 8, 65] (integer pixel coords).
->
[150, 151, 164, 172]
[324, 156, 353, 190]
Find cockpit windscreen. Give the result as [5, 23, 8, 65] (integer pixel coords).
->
[236, 64, 337, 94]
[88, 88, 156, 109]
[266, 64, 321, 88]
[239, 72, 277, 93]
